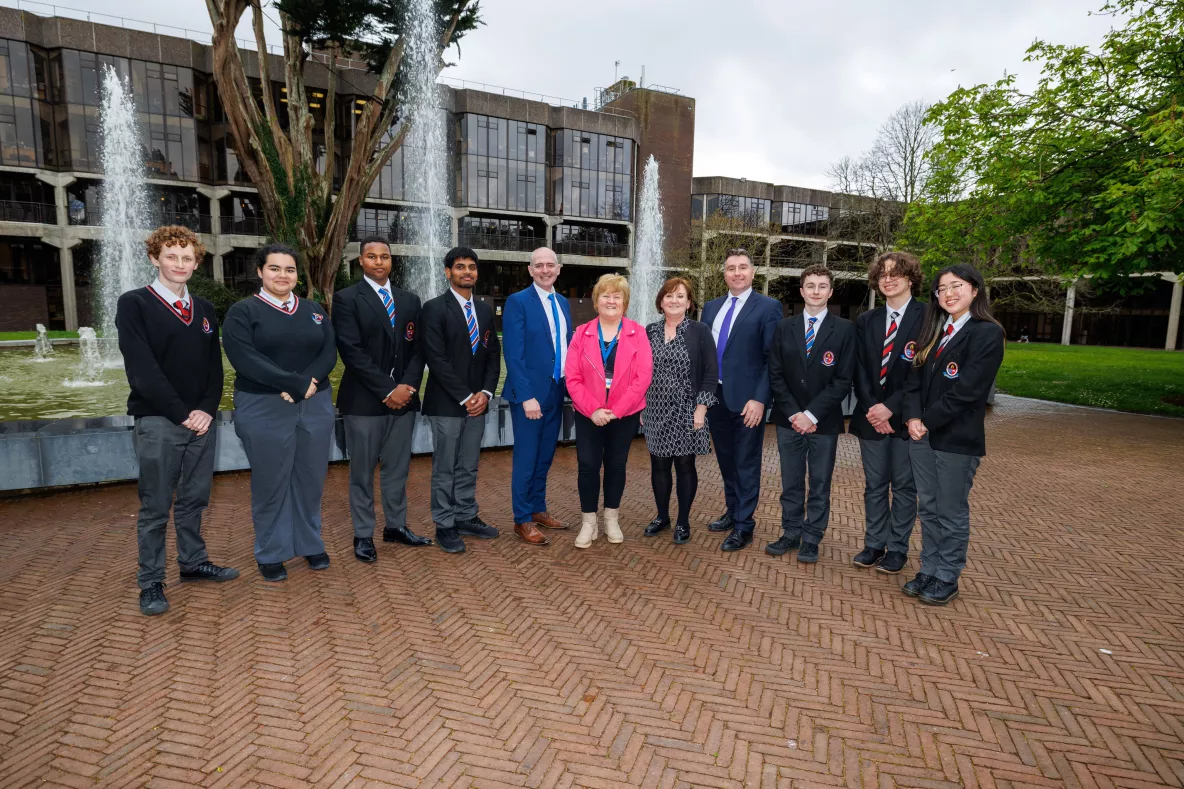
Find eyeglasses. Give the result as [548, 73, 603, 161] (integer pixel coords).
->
[878, 271, 903, 281]
[935, 282, 965, 296]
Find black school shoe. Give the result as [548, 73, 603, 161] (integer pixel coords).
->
[139, 582, 169, 616]
[180, 561, 240, 582]
[901, 573, 935, 598]
[305, 553, 331, 570]
[673, 523, 690, 544]
[765, 534, 801, 556]
[707, 512, 734, 532]
[644, 518, 670, 536]
[919, 579, 959, 606]
[382, 525, 433, 546]
[258, 562, 288, 582]
[354, 537, 377, 563]
[876, 552, 908, 575]
[436, 526, 466, 554]
[457, 516, 499, 539]
[852, 547, 885, 568]
[720, 530, 753, 551]
[797, 541, 820, 563]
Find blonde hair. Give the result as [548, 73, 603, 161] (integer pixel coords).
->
[592, 273, 630, 314]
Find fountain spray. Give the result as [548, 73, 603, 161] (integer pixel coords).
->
[630, 155, 666, 327]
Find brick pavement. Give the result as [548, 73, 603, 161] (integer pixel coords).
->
[1, 394, 1183, 789]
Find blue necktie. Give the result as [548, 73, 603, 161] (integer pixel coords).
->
[378, 287, 396, 328]
[716, 296, 739, 376]
[549, 293, 563, 381]
[805, 316, 817, 358]
[465, 302, 479, 354]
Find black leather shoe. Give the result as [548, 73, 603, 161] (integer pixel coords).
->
[765, 534, 801, 556]
[457, 516, 499, 539]
[179, 561, 240, 582]
[139, 582, 169, 616]
[305, 553, 330, 570]
[720, 530, 753, 552]
[382, 525, 433, 546]
[901, 573, 935, 598]
[354, 537, 377, 563]
[852, 547, 885, 568]
[876, 551, 908, 575]
[673, 523, 690, 544]
[707, 512, 735, 532]
[919, 579, 959, 605]
[436, 526, 466, 553]
[797, 541, 820, 563]
[644, 518, 670, 537]
[258, 562, 287, 582]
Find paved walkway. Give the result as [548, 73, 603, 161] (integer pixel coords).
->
[1, 396, 1183, 789]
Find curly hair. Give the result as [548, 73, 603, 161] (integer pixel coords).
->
[868, 250, 922, 293]
[145, 225, 205, 261]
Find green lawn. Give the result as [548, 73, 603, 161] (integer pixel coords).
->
[996, 343, 1184, 417]
[0, 330, 79, 341]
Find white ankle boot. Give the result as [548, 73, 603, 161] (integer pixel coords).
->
[603, 508, 624, 543]
[575, 512, 598, 548]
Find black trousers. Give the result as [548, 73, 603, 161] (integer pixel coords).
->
[574, 411, 641, 513]
[651, 454, 698, 526]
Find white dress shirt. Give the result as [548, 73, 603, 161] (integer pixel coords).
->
[257, 288, 294, 312]
[451, 287, 492, 404]
[534, 281, 568, 370]
[943, 310, 973, 339]
[712, 287, 753, 383]
[884, 297, 912, 333]
[802, 307, 828, 425]
[151, 278, 189, 310]
[364, 276, 409, 400]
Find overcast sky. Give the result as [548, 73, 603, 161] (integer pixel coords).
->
[65, 0, 1117, 190]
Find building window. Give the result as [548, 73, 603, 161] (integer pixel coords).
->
[772, 201, 829, 235]
[456, 114, 546, 213]
[549, 129, 633, 220]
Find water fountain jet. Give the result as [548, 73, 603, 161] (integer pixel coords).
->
[630, 155, 666, 327]
[32, 323, 53, 361]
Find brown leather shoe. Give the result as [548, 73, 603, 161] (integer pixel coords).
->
[515, 521, 551, 546]
[532, 511, 568, 530]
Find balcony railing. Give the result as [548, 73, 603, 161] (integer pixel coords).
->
[554, 239, 630, 258]
[66, 210, 213, 232]
[220, 216, 269, 236]
[0, 201, 57, 224]
[459, 233, 547, 253]
[349, 223, 416, 244]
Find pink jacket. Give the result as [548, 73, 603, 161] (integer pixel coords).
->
[565, 317, 653, 419]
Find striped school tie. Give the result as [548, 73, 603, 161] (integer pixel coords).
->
[935, 323, 954, 358]
[378, 287, 396, 328]
[880, 311, 899, 385]
[465, 302, 479, 354]
[805, 316, 817, 358]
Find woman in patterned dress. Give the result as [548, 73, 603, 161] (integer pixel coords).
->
[642, 278, 719, 544]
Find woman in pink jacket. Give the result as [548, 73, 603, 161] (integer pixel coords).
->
[565, 273, 654, 548]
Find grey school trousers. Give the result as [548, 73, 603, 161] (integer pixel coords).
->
[344, 411, 416, 538]
[234, 388, 334, 564]
[426, 415, 484, 529]
[776, 427, 839, 545]
[858, 435, 918, 554]
[909, 434, 981, 583]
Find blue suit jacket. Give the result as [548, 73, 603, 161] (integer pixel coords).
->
[500, 285, 574, 403]
[701, 291, 782, 410]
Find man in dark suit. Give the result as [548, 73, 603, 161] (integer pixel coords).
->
[767, 264, 855, 563]
[701, 249, 783, 552]
[334, 236, 431, 563]
[420, 246, 502, 554]
[848, 251, 924, 575]
[500, 247, 574, 546]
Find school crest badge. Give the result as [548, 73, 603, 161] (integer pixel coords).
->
[902, 341, 916, 361]
[311, 312, 324, 324]
[943, 361, 959, 380]
[483, 329, 490, 347]
[201, 317, 212, 334]
[404, 321, 415, 341]
[821, 350, 836, 367]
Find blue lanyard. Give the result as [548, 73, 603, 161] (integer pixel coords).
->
[597, 321, 619, 368]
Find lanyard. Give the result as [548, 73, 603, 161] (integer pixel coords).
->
[597, 321, 619, 368]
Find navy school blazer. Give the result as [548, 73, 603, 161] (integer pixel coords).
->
[849, 301, 925, 440]
[768, 312, 856, 435]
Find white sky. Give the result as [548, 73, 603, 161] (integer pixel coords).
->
[29, 0, 1118, 190]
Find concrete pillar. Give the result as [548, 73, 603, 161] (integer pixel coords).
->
[59, 245, 79, 331]
[1061, 281, 1076, 346]
[543, 215, 562, 251]
[211, 253, 225, 283]
[37, 173, 80, 330]
[867, 287, 876, 310]
[1166, 275, 1182, 351]
[762, 239, 771, 296]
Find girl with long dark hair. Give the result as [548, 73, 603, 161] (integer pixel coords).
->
[901, 263, 1005, 606]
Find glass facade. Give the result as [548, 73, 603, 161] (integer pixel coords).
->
[772, 201, 829, 235]
[550, 129, 632, 220]
[456, 114, 546, 213]
[692, 193, 770, 228]
[458, 216, 546, 252]
[0, 39, 51, 167]
[554, 223, 629, 258]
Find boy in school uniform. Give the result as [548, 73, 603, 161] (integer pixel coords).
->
[848, 251, 925, 575]
[116, 225, 239, 617]
[766, 264, 856, 563]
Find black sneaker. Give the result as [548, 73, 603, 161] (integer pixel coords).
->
[672, 522, 690, 544]
[258, 562, 287, 582]
[644, 518, 670, 536]
[139, 582, 169, 616]
[876, 552, 908, 575]
[436, 526, 466, 553]
[797, 542, 820, 563]
[765, 534, 801, 556]
[457, 516, 499, 539]
[179, 562, 240, 582]
[901, 573, 935, 598]
[305, 553, 330, 571]
[852, 547, 885, 568]
[919, 579, 959, 606]
[707, 512, 734, 532]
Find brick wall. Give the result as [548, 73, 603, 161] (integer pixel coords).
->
[0, 285, 49, 331]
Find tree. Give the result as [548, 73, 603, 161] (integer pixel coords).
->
[906, 0, 1184, 281]
[203, 0, 480, 305]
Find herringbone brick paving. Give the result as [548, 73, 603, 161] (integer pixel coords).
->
[1, 394, 1182, 788]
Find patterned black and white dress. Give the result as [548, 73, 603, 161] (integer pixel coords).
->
[643, 319, 718, 457]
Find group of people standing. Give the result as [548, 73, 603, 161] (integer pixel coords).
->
[117, 225, 1003, 617]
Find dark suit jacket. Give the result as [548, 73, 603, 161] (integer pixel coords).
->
[500, 285, 573, 404]
[700, 291, 782, 410]
[769, 312, 856, 435]
[420, 289, 502, 418]
[903, 318, 1005, 456]
[849, 301, 925, 440]
[334, 280, 425, 416]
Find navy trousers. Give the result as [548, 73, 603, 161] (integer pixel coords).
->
[707, 403, 766, 535]
[776, 428, 839, 545]
[858, 436, 917, 554]
[509, 379, 564, 524]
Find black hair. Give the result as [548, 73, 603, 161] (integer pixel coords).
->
[255, 242, 300, 271]
[444, 246, 479, 268]
[914, 263, 1005, 365]
[358, 236, 391, 254]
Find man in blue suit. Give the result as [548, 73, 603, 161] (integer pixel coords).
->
[501, 247, 574, 546]
[701, 249, 783, 551]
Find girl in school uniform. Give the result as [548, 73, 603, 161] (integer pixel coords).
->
[902, 264, 1005, 606]
[222, 243, 339, 582]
